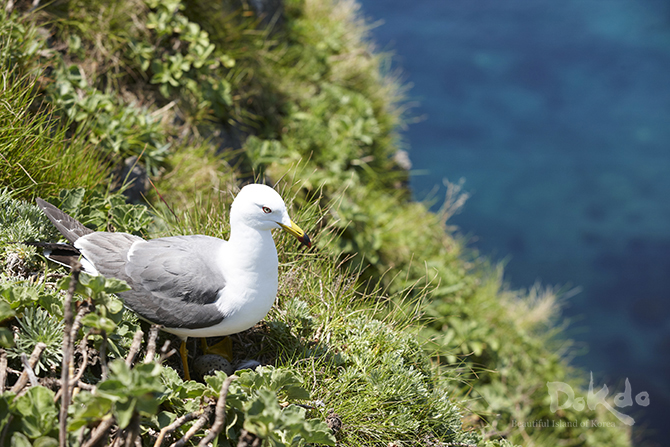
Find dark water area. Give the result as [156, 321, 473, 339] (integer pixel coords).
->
[357, 0, 670, 444]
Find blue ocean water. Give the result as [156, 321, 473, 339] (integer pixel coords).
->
[357, 0, 670, 444]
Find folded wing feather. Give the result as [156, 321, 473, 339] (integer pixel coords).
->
[76, 233, 227, 329]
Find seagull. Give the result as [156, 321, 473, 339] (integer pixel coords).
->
[36, 184, 311, 380]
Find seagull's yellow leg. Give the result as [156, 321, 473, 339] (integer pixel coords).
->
[200, 337, 233, 361]
[179, 339, 191, 381]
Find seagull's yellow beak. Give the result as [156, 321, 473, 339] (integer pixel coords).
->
[278, 220, 311, 248]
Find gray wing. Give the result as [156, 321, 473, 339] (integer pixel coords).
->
[76, 234, 227, 330]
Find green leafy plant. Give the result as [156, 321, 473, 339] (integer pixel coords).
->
[139, 0, 234, 120]
[0, 189, 59, 244]
[50, 187, 156, 237]
[8, 307, 63, 374]
[70, 360, 164, 431]
[47, 63, 170, 176]
[243, 389, 335, 446]
[4, 386, 59, 441]
[0, 299, 15, 348]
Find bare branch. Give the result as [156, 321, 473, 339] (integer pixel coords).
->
[20, 353, 39, 387]
[81, 417, 115, 447]
[100, 329, 109, 380]
[170, 405, 215, 447]
[10, 342, 47, 393]
[153, 411, 202, 447]
[72, 334, 91, 386]
[126, 329, 144, 366]
[144, 325, 160, 363]
[0, 349, 7, 392]
[55, 334, 91, 402]
[76, 380, 95, 391]
[159, 340, 176, 363]
[198, 375, 237, 446]
[59, 261, 80, 447]
[71, 302, 93, 340]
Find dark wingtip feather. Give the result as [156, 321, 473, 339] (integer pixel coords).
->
[36, 198, 94, 244]
[24, 241, 82, 268]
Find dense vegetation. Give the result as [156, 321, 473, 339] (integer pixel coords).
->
[1, 0, 632, 446]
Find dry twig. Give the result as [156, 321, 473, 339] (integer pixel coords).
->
[144, 325, 160, 363]
[126, 329, 145, 366]
[71, 335, 91, 385]
[20, 353, 39, 387]
[0, 349, 7, 391]
[100, 329, 109, 380]
[10, 342, 47, 393]
[71, 302, 93, 340]
[76, 380, 95, 390]
[170, 405, 215, 447]
[159, 340, 176, 363]
[198, 375, 238, 446]
[60, 261, 80, 447]
[54, 334, 90, 402]
[81, 417, 115, 447]
[153, 411, 201, 447]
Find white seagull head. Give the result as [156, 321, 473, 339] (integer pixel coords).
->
[230, 184, 311, 247]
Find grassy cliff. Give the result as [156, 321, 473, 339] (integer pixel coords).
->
[0, 1, 632, 446]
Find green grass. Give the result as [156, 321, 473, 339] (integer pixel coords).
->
[0, 69, 108, 200]
[0, 12, 109, 200]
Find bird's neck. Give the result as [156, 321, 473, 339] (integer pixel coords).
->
[227, 224, 278, 270]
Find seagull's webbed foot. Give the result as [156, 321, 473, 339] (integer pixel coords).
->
[201, 336, 233, 361]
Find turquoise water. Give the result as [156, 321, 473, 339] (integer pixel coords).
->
[358, 0, 670, 444]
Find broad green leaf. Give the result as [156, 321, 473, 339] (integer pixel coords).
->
[100, 293, 124, 315]
[81, 313, 116, 333]
[0, 299, 15, 322]
[161, 365, 183, 389]
[79, 273, 106, 295]
[10, 432, 31, 447]
[0, 392, 16, 427]
[135, 395, 160, 417]
[243, 390, 281, 439]
[103, 278, 131, 295]
[37, 291, 63, 318]
[57, 188, 85, 215]
[180, 379, 209, 399]
[13, 386, 57, 438]
[69, 392, 113, 431]
[109, 360, 133, 384]
[157, 411, 176, 428]
[96, 379, 127, 400]
[204, 370, 229, 391]
[300, 419, 337, 445]
[270, 369, 311, 400]
[33, 436, 59, 447]
[0, 327, 14, 348]
[132, 360, 163, 380]
[0, 284, 39, 308]
[115, 397, 136, 429]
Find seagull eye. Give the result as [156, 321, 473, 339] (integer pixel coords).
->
[262, 206, 272, 214]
